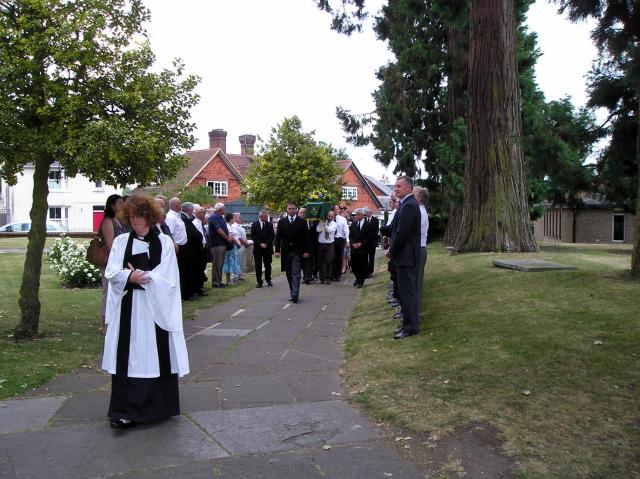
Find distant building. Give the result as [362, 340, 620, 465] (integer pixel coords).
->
[145, 128, 384, 214]
[533, 195, 637, 244]
[0, 163, 121, 232]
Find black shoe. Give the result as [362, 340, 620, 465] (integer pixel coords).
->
[288, 296, 293, 302]
[256, 283, 263, 288]
[291, 296, 299, 303]
[110, 419, 136, 429]
[394, 330, 416, 340]
[393, 311, 403, 319]
[267, 281, 273, 286]
[304, 280, 310, 285]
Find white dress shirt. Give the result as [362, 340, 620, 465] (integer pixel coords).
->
[335, 214, 349, 242]
[316, 220, 338, 244]
[419, 204, 429, 247]
[193, 218, 207, 246]
[165, 209, 186, 246]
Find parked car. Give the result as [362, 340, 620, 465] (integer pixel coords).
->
[0, 221, 67, 233]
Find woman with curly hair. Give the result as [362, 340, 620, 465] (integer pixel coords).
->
[102, 194, 189, 429]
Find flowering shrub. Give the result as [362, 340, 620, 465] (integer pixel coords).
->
[47, 235, 101, 288]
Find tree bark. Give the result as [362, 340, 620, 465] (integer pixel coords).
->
[14, 156, 51, 339]
[443, 23, 467, 246]
[454, 0, 537, 253]
[631, 85, 640, 278]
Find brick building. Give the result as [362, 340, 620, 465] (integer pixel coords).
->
[533, 196, 637, 244]
[151, 129, 384, 214]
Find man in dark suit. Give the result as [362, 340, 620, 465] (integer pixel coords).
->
[275, 202, 311, 303]
[250, 209, 274, 288]
[386, 176, 421, 339]
[349, 208, 373, 288]
[364, 208, 380, 278]
[179, 202, 205, 300]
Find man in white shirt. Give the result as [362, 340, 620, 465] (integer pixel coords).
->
[333, 206, 349, 281]
[165, 197, 187, 248]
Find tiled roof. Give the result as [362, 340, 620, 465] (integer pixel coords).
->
[364, 175, 392, 196]
[226, 154, 252, 177]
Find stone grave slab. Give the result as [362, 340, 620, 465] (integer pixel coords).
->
[493, 259, 576, 272]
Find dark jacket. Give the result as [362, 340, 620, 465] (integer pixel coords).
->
[250, 220, 275, 254]
[366, 216, 380, 249]
[180, 212, 204, 259]
[350, 218, 375, 251]
[389, 195, 421, 267]
[275, 215, 311, 271]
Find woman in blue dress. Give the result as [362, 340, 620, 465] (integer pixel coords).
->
[222, 212, 241, 284]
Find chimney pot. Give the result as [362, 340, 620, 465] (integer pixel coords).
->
[208, 129, 227, 153]
[239, 134, 256, 156]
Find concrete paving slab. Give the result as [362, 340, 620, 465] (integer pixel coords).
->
[277, 349, 339, 373]
[177, 380, 222, 413]
[286, 370, 344, 402]
[0, 396, 65, 434]
[197, 328, 253, 337]
[52, 390, 110, 423]
[0, 417, 228, 479]
[492, 258, 577, 271]
[290, 339, 341, 361]
[25, 371, 109, 396]
[193, 362, 270, 381]
[191, 400, 379, 455]
[311, 441, 425, 478]
[219, 375, 293, 407]
[126, 451, 323, 479]
[183, 335, 236, 373]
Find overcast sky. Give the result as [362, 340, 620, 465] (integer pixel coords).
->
[145, 0, 597, 181]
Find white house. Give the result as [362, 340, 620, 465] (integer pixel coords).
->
[0, 162, 122, 232]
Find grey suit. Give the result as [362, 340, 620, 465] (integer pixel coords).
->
[390, 194, 421, 334]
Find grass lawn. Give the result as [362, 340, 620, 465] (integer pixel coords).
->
[346, 242, 639, 479]
[0, 238, 278, 399]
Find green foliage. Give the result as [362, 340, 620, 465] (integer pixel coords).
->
[47, 236, 101, 288]
[242, 116, 344, 212]
[0, 0, 200, 187]
[163, 184, 214, 207]
[0, 0, 200, 336]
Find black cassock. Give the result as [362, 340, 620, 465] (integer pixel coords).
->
[108, 231, 180, 423]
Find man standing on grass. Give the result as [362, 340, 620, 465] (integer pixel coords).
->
[251, 209, 274, 288]
[208, 203, 233, 288]
[385, 176, 421, 339]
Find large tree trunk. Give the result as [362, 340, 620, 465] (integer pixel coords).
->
[632, 87, 640, 278]
[443, 23, 467, 246]
[14, 157, 51, 340]
[453, 0, 537, 253]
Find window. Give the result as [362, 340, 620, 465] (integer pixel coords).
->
[613, 214, 625, 242]
[49, 207, 68, 229]
[207, 180, 228, 197]
[48, 170, 66, 191]
[94, 180, 104, 190]
[342, 186, 358, 201]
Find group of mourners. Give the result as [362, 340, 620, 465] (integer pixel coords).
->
[94, 174, 428, 430]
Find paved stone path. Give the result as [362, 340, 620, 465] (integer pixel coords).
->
[0, 274, 424, 478]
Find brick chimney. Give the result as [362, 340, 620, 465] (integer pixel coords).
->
[239, 134, 256, 156]
[208, 129, 227, 153]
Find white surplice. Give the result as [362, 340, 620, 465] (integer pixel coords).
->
[101, 232, 190, 378]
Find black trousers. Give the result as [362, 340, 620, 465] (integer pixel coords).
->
[317, 242, 335, 281]
[333, 238, 346, 280]
[367, 246, 376, 275]
[396, 264, 420, 334]
[253, 251, 272, 284]
[351, 247, 368, 285]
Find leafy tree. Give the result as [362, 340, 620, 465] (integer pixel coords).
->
[161, 185, 215, 208]
[242, 116, 344, 212]
[553, 0, 640, 276]
[0, 0, 200, 339]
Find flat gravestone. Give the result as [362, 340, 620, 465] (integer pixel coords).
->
[493, 259, 576, 272]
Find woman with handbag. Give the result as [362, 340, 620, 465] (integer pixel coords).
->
[99, 194, 127, 334]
